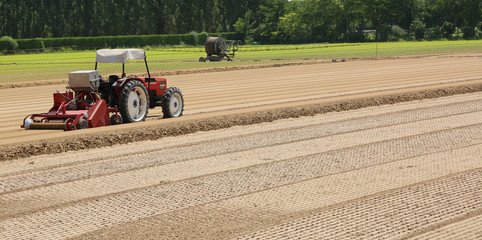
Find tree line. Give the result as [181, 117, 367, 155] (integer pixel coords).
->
[0, 0, 481, 43]
[235, 0, 482, 43]
[0, 0, 257, 38]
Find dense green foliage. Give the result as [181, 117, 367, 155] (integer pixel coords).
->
[0, 0, 481, 44]
[0, 36, 18, 50]
[234, 0, 482, 43]
[0, 0, 257, 38]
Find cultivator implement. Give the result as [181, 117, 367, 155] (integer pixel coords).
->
[21, 49, 184, 131]
[22, 71, 120, 131]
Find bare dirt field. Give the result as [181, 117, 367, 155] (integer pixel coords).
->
[1, 54, 482, 160]
[0, 92, 481, 239]
[0, 54, 482, 239]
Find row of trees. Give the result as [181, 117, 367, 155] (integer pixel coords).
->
[0, 0, 259, 38]
[234, 0, 482, 43]
[0, 0, 481, 43]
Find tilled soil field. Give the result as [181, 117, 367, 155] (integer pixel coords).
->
[1, 55, 482, 161]
[0, 92, 481, 239]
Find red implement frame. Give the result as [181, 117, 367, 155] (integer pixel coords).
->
[21, 92, 119, 131]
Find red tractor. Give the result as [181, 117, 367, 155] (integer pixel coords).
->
[22, 49, 184, 131]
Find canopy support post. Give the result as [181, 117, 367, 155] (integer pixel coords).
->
[145, 58, 151, 91]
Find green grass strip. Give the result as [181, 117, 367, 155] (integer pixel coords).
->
[1, 40, 481, 84]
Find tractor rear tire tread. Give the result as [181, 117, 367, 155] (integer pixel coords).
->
[119, 80, 148, 123]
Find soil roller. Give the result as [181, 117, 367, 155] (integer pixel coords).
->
[22, 49, 184, 131]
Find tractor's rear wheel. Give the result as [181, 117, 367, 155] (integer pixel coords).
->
[119, 80, 148, 123]
[161, 87, 184, 118]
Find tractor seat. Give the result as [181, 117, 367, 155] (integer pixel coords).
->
[108, 75, 120, 83]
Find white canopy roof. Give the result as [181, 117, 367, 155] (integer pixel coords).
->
[96, 49, 146, 63]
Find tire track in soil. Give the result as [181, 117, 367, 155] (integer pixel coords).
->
[407, 212, 482, 240]
[1, 110, 482, 218]
[2, 97, 482, 194]
[0, 93, 481, 239]
[70, 149, 481, 239]
[2, 143, 482, 239]
[234, 169, 482, 240]
[70, 148, 482, 240]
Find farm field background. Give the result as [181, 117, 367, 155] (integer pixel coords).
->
[1, 0, 482, 237]
[1, 41, 482, 239]
[1, 40, 481, 85]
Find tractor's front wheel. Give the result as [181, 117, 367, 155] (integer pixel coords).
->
[161, 87, 184, 118]
[119, 80, 148, 123]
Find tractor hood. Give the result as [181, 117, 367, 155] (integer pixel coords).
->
[96, 49, 146, 63]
